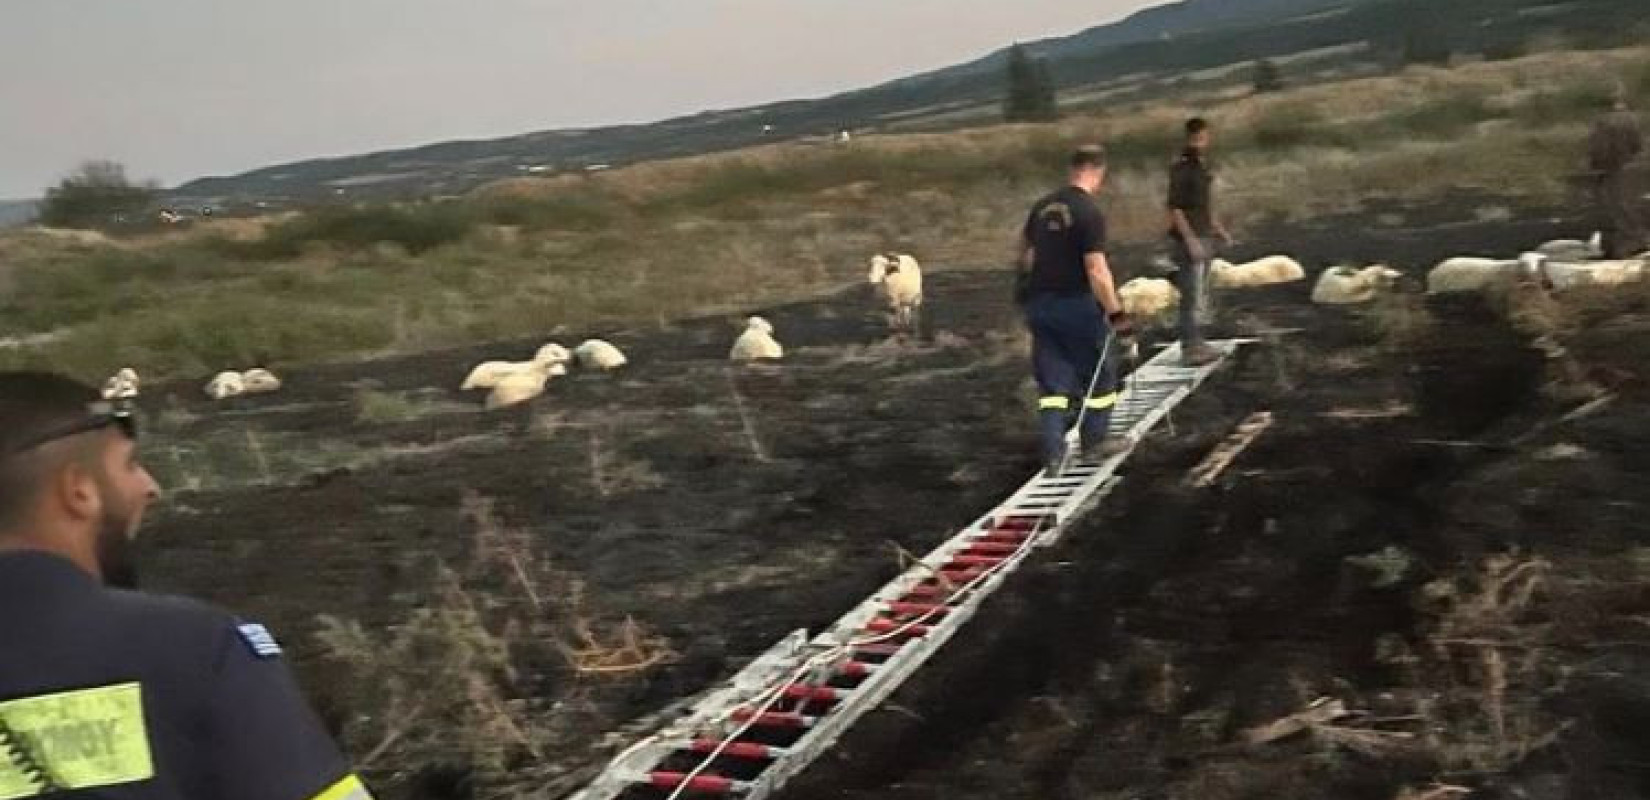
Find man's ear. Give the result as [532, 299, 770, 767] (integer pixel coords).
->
[50, 456, 102, 524]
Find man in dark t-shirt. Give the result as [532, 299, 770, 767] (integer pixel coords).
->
[1015, 145, 1134, 476]
[1166, 117, 1232, 366]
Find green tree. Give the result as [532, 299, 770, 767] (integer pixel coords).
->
[1004, 44, 1058, 123]
[1252, 58, 1284, 93]
[38, 160, 157, 230]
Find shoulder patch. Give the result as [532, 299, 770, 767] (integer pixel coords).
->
[236, 623, 283, 658]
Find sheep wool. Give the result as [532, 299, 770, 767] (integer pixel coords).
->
[1426, 256, 1523, 294]
[103, 367, 140, 400]
[204, 371, 245, 401]
[868, 253, 924, 333]
[241, 368, 283, 394]
[730, 316, 784, 361]
[1118, 277, 1180, 318]
[573, 339, 628, 370]
[485, 363, 559, 409]
[1209, 255, 1307, 289]
[1311, 265, 1402, 305]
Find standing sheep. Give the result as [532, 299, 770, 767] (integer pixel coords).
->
[730, 316, 784, 361]
[1209, 255, 1306, 288]
[1535, 232, 1603, 261]
[1311, 265, 1404, 305]
[868, 253, 924, 336]
[462, 342, 571, 390]
[1426, 255, 1530, 294]
[573, 339, 628, 371]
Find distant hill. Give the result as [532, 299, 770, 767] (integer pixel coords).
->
[169, 0, 1644, 209]
[0, 199, 36, 229]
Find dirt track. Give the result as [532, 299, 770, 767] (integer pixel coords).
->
[130, 198, 1650, 798]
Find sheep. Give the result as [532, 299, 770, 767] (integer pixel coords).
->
[868, 253, 924, 335]
[204, 371, 245, 401]
[1529, 255, 1646, 291]
[462, 343, 571, 390]
[102, 368, 140, 400]
[484, 362, 563, 410]
[1311, 265, 1404, 305]
[730, 316, 784, 361]
[241, 368, 283, 394]
[1118, 277, 1180, 319]
[1534, 231, 1603, 262]
[573, 339, 628, 371]
[1425, 256, 1526, 294]
[1208, 255, 1307, 289]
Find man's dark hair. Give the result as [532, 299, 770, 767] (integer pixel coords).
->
[1185, 117, 1211, 136]
[1070, 144, 1107, 170]
[0, 372, 105, 530]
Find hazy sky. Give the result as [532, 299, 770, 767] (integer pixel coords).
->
[0, 0, 1159, 197]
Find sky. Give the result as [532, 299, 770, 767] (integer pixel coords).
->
[0, 0, 1160, 198]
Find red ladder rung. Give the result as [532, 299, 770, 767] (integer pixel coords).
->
[886, 601, 948, 616]
[963, 541, 1022, 555]
[688, 739, 783, 760]
[835, 660, 876, 678]
[947, 555, 1006, 568]
[781, 685, 842, 702]
[851, 642, 905, 657]
[648, 771, 749, 794]
[864, 618, 932, 636]
[731, 709, 816, 728]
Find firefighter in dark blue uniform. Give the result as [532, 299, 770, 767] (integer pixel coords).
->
[0, 371, 373, 800]
[1015, 145, 1134, 475]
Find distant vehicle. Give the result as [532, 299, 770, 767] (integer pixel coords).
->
[584, 163, 611, 172]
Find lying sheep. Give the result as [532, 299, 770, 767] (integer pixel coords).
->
[462, 343, 571, 390]
[573, 339, 628, 371]
[103, 367, 140, 400]
[1209, 255, 1306, 289]
[1118, 277, 1180, 319]
[205, 371, 245, 400]
[1535, 231, 1603, 262]
[485, 361, 563, 410]
[868, 253, 924, 335]
[242, 368, 283, 394]
[1425, 256, 1527, 294]
[730, 316, 784, 361]
[1311, 265, 1404, 305]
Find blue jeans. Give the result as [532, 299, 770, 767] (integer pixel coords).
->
[1170, 238, 1208, 347]
[1024, 292, 1118, 463]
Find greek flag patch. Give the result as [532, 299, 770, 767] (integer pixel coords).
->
[236, 624, 282, 658]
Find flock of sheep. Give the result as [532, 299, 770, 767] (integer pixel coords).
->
[100, 253, 923, 412]
[1115, 231, 1647, 319]
[103, 232, 1639, 413]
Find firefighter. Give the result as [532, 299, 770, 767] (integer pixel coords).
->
[0, 371, 373, 800]
[1015, 145, 1134, 476]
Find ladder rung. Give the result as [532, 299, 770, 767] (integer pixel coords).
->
[885, 601, 948, 616]
[835, 660, 876, 678]
[947, 554, 1006, 567]
[688, 740, 785, 760]
[781, 684, 843, 702]
[648, 772, 750, 794]
[865, 618, 932, 636]
[731, 709, 817, 728]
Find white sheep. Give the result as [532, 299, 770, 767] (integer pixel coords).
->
[1529, 255, 1646, 291]
[868, 253, 924, 334]
[241, 368, 283, 395]
[102, 368, 140, 400]
[1311, 265, 1404, 305]
[462, 343, 571, 390]
[1209, 255, 1307, 289]
[1534, 231, 1603, 262]
[730, 316, 784, 361]
[204, 371, 245, 401]
[1118, 277, 1180, 318]
[484, 362, 562, 410]
[573, 339, 628, 370]
[1425, 256, 1526, 294]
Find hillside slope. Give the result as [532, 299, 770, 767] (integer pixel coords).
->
[172, 0, 1644, 208]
